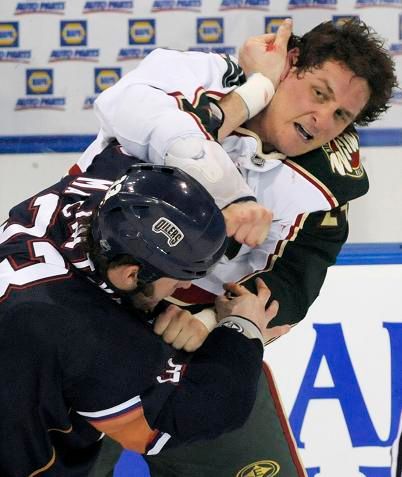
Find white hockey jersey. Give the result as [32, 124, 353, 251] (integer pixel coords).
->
[74, 48, 369, 326]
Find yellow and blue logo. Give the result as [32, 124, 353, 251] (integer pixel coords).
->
[128, 19, 156, 45]
[288, 0, 337, 8]
[26, 69, 53, 95]
[332, 15, 359, 27]
[265, 17, 289, 34]
[197, 18, 223, 44]
[0, 23, 19, 48]
[95, 67, 121, 93]
[60, 20, 87, 46]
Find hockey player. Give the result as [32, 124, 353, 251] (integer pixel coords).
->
[0, 155, 282, 476]
[75, 19, 397, 477]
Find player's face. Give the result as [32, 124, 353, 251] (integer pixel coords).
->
[131, 278, 191, 312]
[248, 60, 370, 157]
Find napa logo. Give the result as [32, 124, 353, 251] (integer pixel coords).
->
[94, 67, 121, 93]
[0, 22, 31, 63]
[15, 2, 66, 14]
[50, 20, 99, 61]
[0, 23, 19, 47]
[60, 20, 87, 46]
[197, 18, 224, 44]
[129, 19, 155, 45]
[26, 69, 53, 94]
[16, 68, 65, 110]
[355, 0, 402, 6]
[288, 0, 337, 8]
[332, 15, 359, 27]
[220, 0, 269, 10]
[265, 17, 289, 34]
[83, 67, 121, 108]
[83, 1, 133, 13]
[151, 0, 202, 12]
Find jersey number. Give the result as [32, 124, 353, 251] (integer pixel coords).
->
[0, 193, 68, 299]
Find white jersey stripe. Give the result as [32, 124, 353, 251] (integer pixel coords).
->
[76, 395, 141, 420]
[146, 432, 172, 455]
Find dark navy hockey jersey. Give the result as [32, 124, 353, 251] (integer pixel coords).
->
[0, 143, 263, 476]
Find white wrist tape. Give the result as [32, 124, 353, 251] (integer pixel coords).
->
[218, 315, 264, 346]
[234, 73, 275, 119]
[193, 308, 218, 332]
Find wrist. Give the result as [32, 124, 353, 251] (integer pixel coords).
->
[233, 73, 275, 119]
[193, 308, 218, 332]
[217, 315, 264, 346]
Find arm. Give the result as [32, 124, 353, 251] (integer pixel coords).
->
[87, 281, 278, 452]
[92, 50, 268, 245]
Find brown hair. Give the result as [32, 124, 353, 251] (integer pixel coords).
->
[289, 20, 398, 126]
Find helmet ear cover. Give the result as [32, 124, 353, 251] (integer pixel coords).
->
[91, 164, 227, 284]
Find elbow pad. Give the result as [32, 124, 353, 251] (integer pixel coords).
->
[165, 137, 255, 209]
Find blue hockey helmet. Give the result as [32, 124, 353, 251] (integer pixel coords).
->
[91, 164, 227, 283]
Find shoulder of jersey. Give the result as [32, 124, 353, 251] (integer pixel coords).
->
[286, 130, 369, 204]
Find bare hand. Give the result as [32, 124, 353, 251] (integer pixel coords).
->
[222, 201, 273, 247]
[238, 19, 293, 88]
[216, 279, 289, 344]
[154, 305, 209, 352]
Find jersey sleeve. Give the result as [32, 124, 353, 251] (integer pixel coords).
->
[141, 328, 263, 448]
[58, 288, 263, 450]
[88, 49, 255, 207]
[238, 205, 349, 327]
[94, 48, 236, 163]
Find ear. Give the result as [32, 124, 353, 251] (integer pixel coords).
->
[107, 264, 140, 291]
[280, 47, 300, 81]
[125, 264, 140, 282]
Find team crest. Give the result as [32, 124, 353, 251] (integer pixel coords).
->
[236, 460, 280, 477]
[322, 131, 364, 178]
[152, 217, 184, 247]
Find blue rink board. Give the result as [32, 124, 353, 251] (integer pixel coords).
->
[113, 244, 401, 477]
[0, 128, 401, 153]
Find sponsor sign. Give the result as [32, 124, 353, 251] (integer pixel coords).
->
[83, 1, 133, 13]
[15, 2, 66, 15]
[197, 18, 224, 43]
[220, 0, 270, 10]
[151, 0, 202, 12]
[287, 0, 337, 8]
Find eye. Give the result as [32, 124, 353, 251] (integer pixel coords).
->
[314, 88, 323, 97]
[335, 109, 346, 121]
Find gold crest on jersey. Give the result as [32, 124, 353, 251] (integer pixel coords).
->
[236, 460, 280, 477]
[322, 132, 364, 178]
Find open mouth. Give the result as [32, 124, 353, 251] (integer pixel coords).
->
[294, 122, 314, 141]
